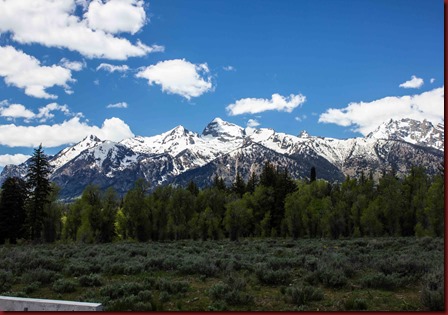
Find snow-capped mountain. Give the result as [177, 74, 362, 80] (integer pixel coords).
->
[0, 117, 443, 200]
[366, 118, 444, 150]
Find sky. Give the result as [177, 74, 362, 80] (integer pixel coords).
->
[0, 0, 444, 169]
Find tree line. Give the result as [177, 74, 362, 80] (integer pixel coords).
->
[0, 146, 444, 244]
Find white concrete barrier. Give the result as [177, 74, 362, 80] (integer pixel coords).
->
[0, 296, 103, 311]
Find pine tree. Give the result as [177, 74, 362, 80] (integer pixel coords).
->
[26, 144, 52, 241]
[232, 171, 246, 197]
[310, 166, 316, 182]
[246, 171, 258, 193]
[0, 177, 28, 244]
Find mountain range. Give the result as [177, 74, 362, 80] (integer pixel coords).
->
[0, 117, 444, 200]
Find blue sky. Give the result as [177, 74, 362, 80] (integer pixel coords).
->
[0, 0, 444, 168]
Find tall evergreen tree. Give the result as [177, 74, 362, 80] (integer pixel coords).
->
[246, 171, 258, 193]
[232, 171, 246, 197]
[26, 144, 52, 241]
[0, 177, 28, 244]
[310, 166, 316, 182]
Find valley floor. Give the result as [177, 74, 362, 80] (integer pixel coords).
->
[0, 237, 444, 311]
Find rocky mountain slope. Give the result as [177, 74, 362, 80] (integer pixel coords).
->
[0, 117, 443, 200]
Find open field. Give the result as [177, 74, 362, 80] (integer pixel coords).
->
[0, 237, 444, 311]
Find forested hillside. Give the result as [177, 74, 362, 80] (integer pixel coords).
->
[0, 145, 443, 244]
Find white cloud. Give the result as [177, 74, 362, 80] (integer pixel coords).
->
[94, 79, 100, 85]
[246, 119, 260, 128]
[226, 93, 306, 116]
[60, 58, 85, 71]
[0, 117, 134, 148]
[0, 46, 74, 99]
[0, 0, 163, 60]
[223, 65, 236, 71]
[0, 101, 75, 122]
[136, 59, 213, 100]
[85, 0, 146, 35]
[97, 63, 129, 73]
[430, 78, 435, 84]
[318, 87, 444, 135]
[35, 103, 72, 122]
[0, 153, 31, 167]
[399, 75, 424, 89]
[106, 102, 128, 109]
[295, 114, 307, 122]
[0, 104, 35, 119]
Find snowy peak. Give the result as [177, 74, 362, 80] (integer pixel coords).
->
[298, 130, 310, 138]
[367, 118, 444, 150]
[50, 134, 103, 170]
[202, 117, 245, 140]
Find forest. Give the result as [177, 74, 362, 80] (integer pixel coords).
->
[0, 146, 444, 244]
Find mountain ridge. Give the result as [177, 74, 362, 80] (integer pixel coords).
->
[0, 117, 443, 200]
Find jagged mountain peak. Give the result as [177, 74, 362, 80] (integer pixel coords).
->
[50, 133, 104, 170]
[298, 130, 310, 138]
[202, 117, 245, 139]
[366, 118, 444, 150]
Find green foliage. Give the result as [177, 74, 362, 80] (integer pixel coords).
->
[26, 144, 53, 241]
[122, 179, 151, 241]
[421, 267, 444, 311]
[209, 274, 254, 306]
[0, 270, 13, 293]
[0, 177, 28, 244]
[344, 297, 368, 310]
[52, 278, 77, 293]
[255, 263, 291, 285]
[284, 285, 324, 306]
[79, 274, 103, 287]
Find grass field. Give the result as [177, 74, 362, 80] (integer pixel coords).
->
[0, 237, 444, 311]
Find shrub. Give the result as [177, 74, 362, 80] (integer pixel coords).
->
[79, 274, 102, 287]
[421, 268, 444, 311]
[22, 268, 60, 285]
[318, 269, 348, 288]
[209, 275, 253, 306]
[0, 270, 13, 293]
[255, 264, 291, 286]
[178, 256, 218, 277]
[105, 295, 154, 311]
[155, 278, 190, 294]
[52, 278, 77, 293]
[344, 298, 368, 310]
[360, 272, 402, 291]
[23, 281, 41, 294]
[284, 285, 324, 306]
[100, 282, 150, 300]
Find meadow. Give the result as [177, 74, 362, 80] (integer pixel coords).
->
[0, 237, 444, 311]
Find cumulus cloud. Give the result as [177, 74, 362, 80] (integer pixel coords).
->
[0, 46, 74, 99]
[97, 63, 130, 73]
[106, 102, 128, 109]
[318, 87, 444, 135]
[0, 104, 35, 119]
[136, 59, 213, 100]
[60, 58, 85, 71]
[0, 117, 134, 148]
[85, 0, 146, 35]
[246, 119, 260, 128]
[0, 101, 73, 122]
[0, 153, 31, 167]
[0, 0, 163, 60]
[430, 78, 435, 84]
[399, 75, 424, 89]
[226, 93, 306, 116]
